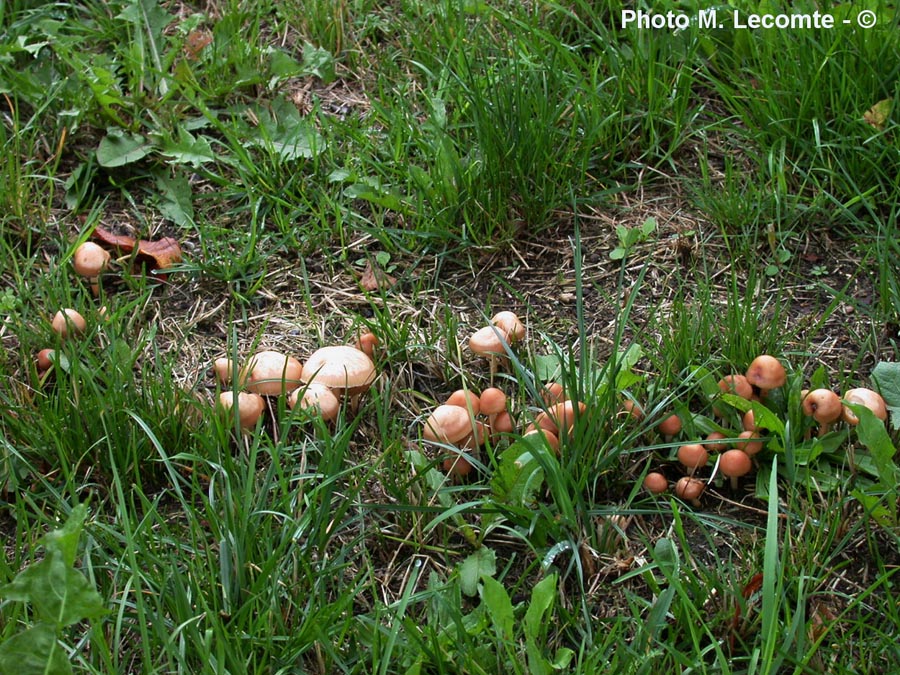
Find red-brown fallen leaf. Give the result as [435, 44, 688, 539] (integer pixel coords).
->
[729, 572, 764, 652]
[91, 226, 182, 280]
[184, 29, 213, 60]
[359, 260, 397, 292]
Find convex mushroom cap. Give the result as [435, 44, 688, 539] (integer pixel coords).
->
[51, 309, 87, 339]
[745, 355, 786, 394]
[423, 405, 477, 446]
[301, 345, 376, 398]
[218, 391, 265, 429]
[288, 382, 340, 422]
[72, 242, 111, 277]
[246, 351, 303, 396]
[841, 388, 888, 425]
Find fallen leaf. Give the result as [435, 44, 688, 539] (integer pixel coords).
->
[184, 29, 213, 60]
[91, 226, 183, 280]
[359, 260, 397, 292]
[863, 98, 892, 131]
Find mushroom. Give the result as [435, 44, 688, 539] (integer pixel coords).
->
[534, 400, 586, 440]
[445, 389, 481, 415]
[658, 413, 682, 442]
[213, 357, 234, 386]
[468, 325, 511, 376]
[745, 355, 786, 398]
[354, 332, 379, 360]
[51, 309, 87, 339]
[718, 449, 752, 490]
[841, 388, 888, 426]
[218, 391, 266, 429]
[735, 430, 763, 456]
[245, 351, 304, 397]
[643, 472, 668, 495]
[523, 427, 560, 454]
[541, 381, 566, 405]
[422, 405, 476, 447]
[677, 443, 709, 473]
[36, 348, 55, 372]
[801, 389, 843, 436]
[704, 431, 729, 451]
[72, 242, 110, 278]
[674, 476, 705, 507]
[301, 345, 376, 409]
[288, 382, 340, 422]
[442, 452, 474, 480]
[479, 387, 507, 433]
[491, 311, 525, 343]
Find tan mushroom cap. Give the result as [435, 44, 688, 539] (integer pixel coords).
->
[745, 355, 787, 392]
[301, 345, 376, 397]
[675, 476, 705, 506]
[218, 391, 266, 429]
[719, 449, 752, 479]
[479, 387, 507, 416]
[468, 325, 509, 356]
[288, 383, 340, 422]
[841, 388, 888, 425]
[245, 350, 304, 396]
[718, 374, 754, 400]
[677, 443, 709, 471]
[51, 309, 87, 339]
[423, 405, 476, 445]
[445, 389, 481, 415]
[801, 389, 843, 425]
[72, 242, 111, 277]
[643, 472, 668, 495]
[491, 311, 525, 342]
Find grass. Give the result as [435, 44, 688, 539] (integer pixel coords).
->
[1, 0, 899, 673]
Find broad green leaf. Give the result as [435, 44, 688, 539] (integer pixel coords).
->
[301, 42, 335, 83]
[532, 353, 565, 381]
[847, 403, 899, 486]
[160, 128, 215, 167]
[40, 504, 87, 567]
[871, 362, 900, 428]
[155, 172, 194, 227]
[0, 623, 72, 675]
[491, 438, 545, 507]
[720, 394, 785, 435]
[458, 547, 496, 597]
[243, 99, 324, 161]
[652, 537, 679, 583]
[96, 129, 153, 167]
[524, 573, 557, 639]
[480, 575, 514, 640]
[0, 549, 107, 626]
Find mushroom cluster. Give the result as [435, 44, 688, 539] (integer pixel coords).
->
[421, 387, 514, 479]
[639, 353, 889, 507]
[214, 333, 378, 430]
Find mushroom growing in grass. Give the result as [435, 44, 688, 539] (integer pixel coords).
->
[677, 443, 709, 474]
[423, 405, 477, 447]
[245, 351, 303, 397]
[643, 472, 668, 495]
[491, 311, 525, 343]
[479, 387, 507, 433]
[801, 389, 843, 436]
[841, 388, 888, 426]
[288, 383, 340, 423]
[301, 345, 376, 410]
[468, 325, 511, 377]
[745, 355, 786, 398]
[72, 241, 111, 278]
[735, 430, 764, 456]
[445, 389, 481, 416]
[51, 309, 87, 339]
[218, 391, 266, 429]
[674, 476, 705, 507]
[718, 449, 753, 490]
[658, 413, 682, 442]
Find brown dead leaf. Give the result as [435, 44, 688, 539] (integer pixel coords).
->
[863, 98, 892, 131]
[359, 261, 397, 292]
[184, 29, 213, 60]
[92, 226, 183, 280]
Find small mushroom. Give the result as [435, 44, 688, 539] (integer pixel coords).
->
[301, 345, 376, 409]
[72, 242, 111, 278]
[423, 405, 476, 447]
[218, 391, 266, 429]
[479, 387, 507, 433]
[245, 351, 304, 397]
[445, 389, 481, 415]
[745, 355, 786, 397]
[51, 309, 87, 339]
[718, 449, 752, 490]
[468, 325, 510, 376]
[643, 472, 668, 495]
[490, 311, 525, 343]
[288, 382, 340, 422]
[677, 443, 709, 473]
[658, 413, 682, 442]
[841, 388, 888, 426]
[674, 476, 705, 507]
[801, 389, 843, 436]
[735, 430, 763, 456]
